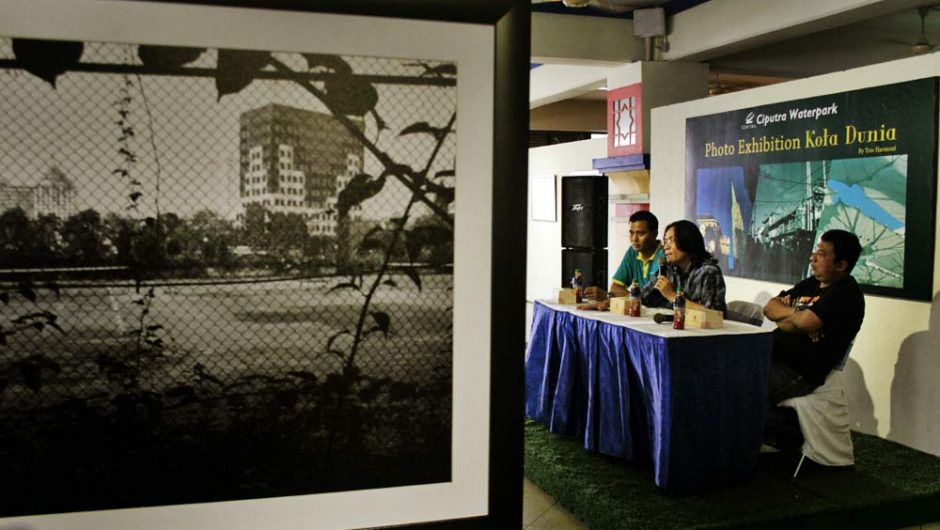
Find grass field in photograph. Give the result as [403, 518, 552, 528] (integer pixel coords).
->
[0, 272, 453, 517]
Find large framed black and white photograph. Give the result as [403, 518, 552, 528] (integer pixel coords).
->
[0, 0, 527, 528]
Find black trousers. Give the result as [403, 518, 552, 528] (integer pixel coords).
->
[765, 360, 818, 450]
[768, 359, 818, 407]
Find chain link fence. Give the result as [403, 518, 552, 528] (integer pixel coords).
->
[0, 37, 456, 515]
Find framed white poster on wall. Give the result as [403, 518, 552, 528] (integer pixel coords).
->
[530, 174, 557, 222]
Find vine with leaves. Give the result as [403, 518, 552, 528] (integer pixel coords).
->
[92, 72, 168, 398]
[263, 51, 457, 453]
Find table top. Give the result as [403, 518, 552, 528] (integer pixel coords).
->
[535, 300, 772, 338]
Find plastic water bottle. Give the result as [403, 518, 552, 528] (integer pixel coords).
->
[571, 269, 584, 303]
[628, 281, 641, 317]
[673, 288, 685, 330]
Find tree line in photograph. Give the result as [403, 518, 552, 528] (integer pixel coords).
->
[0, 205, 451, 275]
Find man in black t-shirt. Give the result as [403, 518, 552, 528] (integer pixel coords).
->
[763, 229, 865, 406]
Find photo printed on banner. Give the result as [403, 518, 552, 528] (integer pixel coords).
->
[685, 78, 937, 301]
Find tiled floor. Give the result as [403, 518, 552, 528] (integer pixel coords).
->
[523, 478, 588, 530]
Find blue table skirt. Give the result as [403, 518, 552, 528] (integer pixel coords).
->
[525, 302, 773, 490]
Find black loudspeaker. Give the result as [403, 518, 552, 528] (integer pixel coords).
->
[562, 248, 608, 289]
[562, 176, 608, 249]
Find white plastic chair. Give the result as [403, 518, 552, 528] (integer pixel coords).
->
[778, 342, 855, 478]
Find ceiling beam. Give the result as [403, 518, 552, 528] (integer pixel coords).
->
[529, 63, 614, 108]
[530, 99, 606, 132]
[663, 0, 936, 62]
[531, 12, 643, 64]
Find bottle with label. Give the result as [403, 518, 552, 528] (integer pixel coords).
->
[571, 269, 584, 303]
[672, 288, 686, 330]
[628, 281, 642, 317]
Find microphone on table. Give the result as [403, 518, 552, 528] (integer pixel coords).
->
[653, 313, 674, 324]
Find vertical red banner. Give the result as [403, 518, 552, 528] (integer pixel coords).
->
[607, 83, 644, 157]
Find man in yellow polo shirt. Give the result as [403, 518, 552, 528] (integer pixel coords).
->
[584, 210, 665, 310]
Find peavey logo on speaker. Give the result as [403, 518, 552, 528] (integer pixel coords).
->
[571, 203, 584, 212]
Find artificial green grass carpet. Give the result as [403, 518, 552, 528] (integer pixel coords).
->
[524, 420, 940, 530]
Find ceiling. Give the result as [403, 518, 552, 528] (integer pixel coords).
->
[709, 5, 940, 79]
[532, 0, 940, 96]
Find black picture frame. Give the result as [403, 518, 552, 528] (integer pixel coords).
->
[0, 0, 529, 528]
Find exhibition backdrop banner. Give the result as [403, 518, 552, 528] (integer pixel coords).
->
[685, 78, 938, 301]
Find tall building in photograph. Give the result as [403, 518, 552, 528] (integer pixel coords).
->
[0, 166, 76, 219]
[751, 160, 828, 250]
[238, 104, 364, 236]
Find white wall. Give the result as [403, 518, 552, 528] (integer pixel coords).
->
[526, 138, 608, 332]
[651, 52, 940, 456]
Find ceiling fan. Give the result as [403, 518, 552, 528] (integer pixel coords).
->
[532, 0, 669, 14]
[910, 6, 936, 55]
[880, 6, 938, 55]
